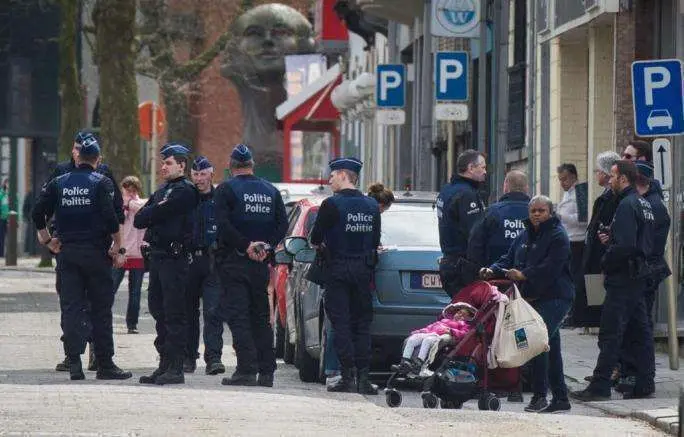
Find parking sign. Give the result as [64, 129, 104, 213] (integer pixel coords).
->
[435, 51, 469, 101]
[631, 59, 684, 137]
[376, 64, 405, 108]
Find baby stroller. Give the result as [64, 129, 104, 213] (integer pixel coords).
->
[384, 280, 515, 410]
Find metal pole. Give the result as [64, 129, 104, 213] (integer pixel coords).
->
[150, 104, 158, 190]
[420, 0, 434, 190]
[494, 0, 510, 200]
[477, 0, 488, 153]
[5, 211, 17, 266]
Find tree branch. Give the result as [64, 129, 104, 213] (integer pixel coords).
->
[173, 30, 232, 81]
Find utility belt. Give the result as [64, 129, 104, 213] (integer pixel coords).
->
[327, 252, 377, 268]
[142, 241, 187, 259]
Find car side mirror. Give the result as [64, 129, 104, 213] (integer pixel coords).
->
[284, 236, 309, 255]
[294, 248, 316, 263]
[274, 250, 293, 265]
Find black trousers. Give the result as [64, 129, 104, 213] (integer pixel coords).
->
[185, 253, 224, 363]
[56, 245, 114, 362]
[323, 258, 373, 371]
[148, 253, 189, 360]
[217, 252, 274, 375]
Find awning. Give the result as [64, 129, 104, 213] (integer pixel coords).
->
[276, 64, 342, 131]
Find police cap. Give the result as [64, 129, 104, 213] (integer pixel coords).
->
[74, 131, 96, 146]
[160, 143, 191, 160]
[328, 157, 363, 174]
[192, 155, 213, 171]
[231, 144, 252, 162]
[78, 135, 101, 157]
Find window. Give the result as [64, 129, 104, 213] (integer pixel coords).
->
[380, 204, 440, 247]
[286, 206, 302, 237]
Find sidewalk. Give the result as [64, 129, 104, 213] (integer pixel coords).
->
[561, 327, 681, 435]
[0, 256, 55, 273]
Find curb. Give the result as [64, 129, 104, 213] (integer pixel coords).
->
[0, 266, 56, 274]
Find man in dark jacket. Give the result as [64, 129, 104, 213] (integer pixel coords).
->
[482, 195, 574, 413]
[468, 170, 529, 267]
[437, 150, 487, 297]
[576, 151, 621, 327]
[571, 160, 655, 401]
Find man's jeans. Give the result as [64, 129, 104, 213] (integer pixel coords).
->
[531, 298, 572, 401]
[324, 315, 340, 376]
[112, 267, 144, 329]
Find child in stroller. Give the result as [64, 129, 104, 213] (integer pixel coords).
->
[392, 302, 478, 377]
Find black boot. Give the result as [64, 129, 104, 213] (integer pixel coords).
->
[87, 343, 97, 371]
[327, 368, 355, 393]
[356, 368, 378, 395]
[69, 356, 85, 381]
[183, 357, 197, 373]
[221, 371, 257, 386]
[96, 360, 133, 380]
[139, 355, 168, 384]
[55, 356, 70, 372]
[156, 357, 185, 385]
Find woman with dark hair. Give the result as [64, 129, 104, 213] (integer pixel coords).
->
[322, 182, 395, 386]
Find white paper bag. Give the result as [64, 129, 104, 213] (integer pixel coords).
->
[487, 284, 550, 369]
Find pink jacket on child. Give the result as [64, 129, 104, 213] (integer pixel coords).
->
[411, 319, 471, 339]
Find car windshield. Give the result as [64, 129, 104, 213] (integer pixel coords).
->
[380, 203, 439, 247]
[650, 110, 669, 117]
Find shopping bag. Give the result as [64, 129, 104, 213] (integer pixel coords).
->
[487, 284, 549, 369]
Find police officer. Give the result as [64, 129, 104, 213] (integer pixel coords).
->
[437, 149, 487, 297]
[309, 157, 380, 395]
[50, 131, 124, 373]
[215, 144, 287, 387]
[134, 143, 199, 385]
[32, 136, 132, 381]
[571, 160, 655, 401]
[617, 161, 670, 393]
[183, 156, 226, 376]
[468, 170, 530, 267]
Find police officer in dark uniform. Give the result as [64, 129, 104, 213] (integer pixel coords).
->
[571, 160, 655, 401]
[468, 170, 530, 267]
[134, 143, 199, 385]
[309, 157, 381, 395]
[215, 144, 287, 387]
[183, 156, 226, 376]
[437, 150, 487, 297]
[617, 161, 670, 393]
[50, 131, 125, 372]
[32, 136, 132, 381]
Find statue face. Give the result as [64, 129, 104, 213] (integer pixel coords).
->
[223, 4, 315, 82]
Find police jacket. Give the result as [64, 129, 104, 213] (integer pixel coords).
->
[437, 175, 485, 257]
[309, 189, 380, 259]
[191, 187, 217, 251]
[644, 183, 671, 284]
[49, 159, 124, 224]
[213, 174, 288, 252]
[134, 176, 199, 250]
[468, 191, 530, 267]
[491, 216, 574, 302]
[600, 186, 654, 277]
[582, 187, 616, 273]
[32, 164, 119, 248]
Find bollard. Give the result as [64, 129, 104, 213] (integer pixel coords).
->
[5, 210, 17, 266]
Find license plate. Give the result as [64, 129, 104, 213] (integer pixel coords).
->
[410, 272, 443, 289]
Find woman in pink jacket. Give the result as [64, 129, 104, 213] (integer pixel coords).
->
[112, 176, 147, 334]
[395, 302, 477, 375]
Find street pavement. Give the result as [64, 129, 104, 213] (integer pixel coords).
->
[0, 261, 675, 436]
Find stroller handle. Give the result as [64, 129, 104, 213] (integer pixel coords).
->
[486, 279, 514, 288]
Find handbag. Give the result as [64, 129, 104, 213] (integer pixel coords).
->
[487, 284, 549, 369]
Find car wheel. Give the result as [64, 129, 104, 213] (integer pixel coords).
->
[283, 317, 295, 365]
[273, 306, 285, 359]
[296, 307, 319, 383]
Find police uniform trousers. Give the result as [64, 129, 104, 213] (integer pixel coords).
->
[56, 244, 115, 361]
[323, 258, 374, 371]
[217, 252, 274, 375]
[620, 281, 659, 382]
[148, 251, 190, 360]
[185, 251, 224, 364]
[588, 275, 655, 396]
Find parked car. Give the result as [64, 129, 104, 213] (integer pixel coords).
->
[278, 191, 450, 383]
[273, 182, 331, 215]
[269, 196, 327, 364]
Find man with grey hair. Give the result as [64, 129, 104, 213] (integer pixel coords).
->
[575, 151, 621, 327]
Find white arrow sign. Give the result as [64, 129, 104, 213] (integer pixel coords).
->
[652, 137, 672, 189]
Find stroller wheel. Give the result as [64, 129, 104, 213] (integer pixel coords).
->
[421, 392, 438, 409]
[440, 398, 462, 409]
[478, 393, 501, 411]
[385, 389, 402, 408]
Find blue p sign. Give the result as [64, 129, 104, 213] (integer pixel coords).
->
[435, 52, 469, 101]
[376, 64, 405, 108]
[632, 59, 684, 137]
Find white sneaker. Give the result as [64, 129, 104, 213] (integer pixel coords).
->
[326, 375, 342, 386]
